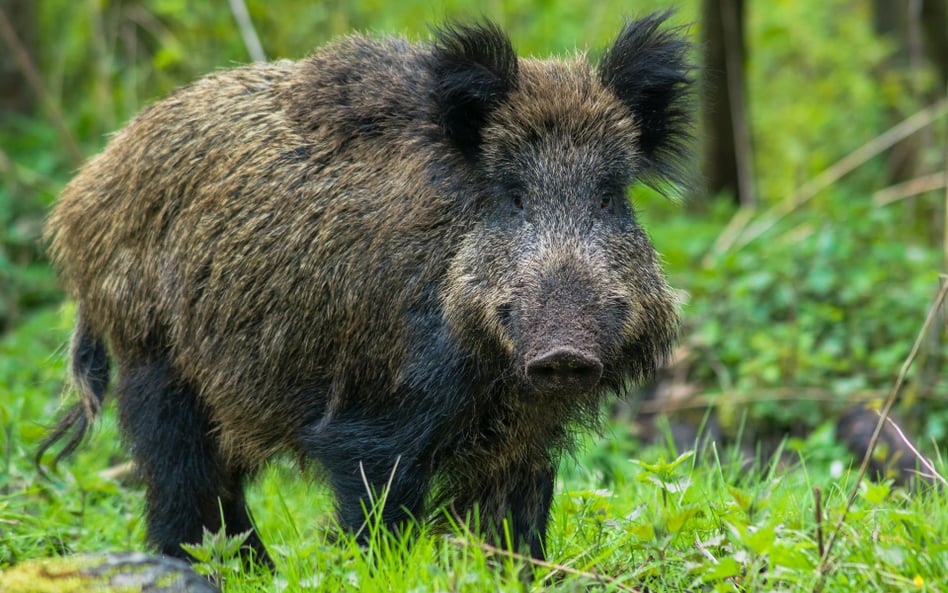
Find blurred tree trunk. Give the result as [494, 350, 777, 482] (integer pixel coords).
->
[871, 0, 946, 183]
[920, 0, 947, 89]
[0, 0, 36, 116]
[698, 0, 755, 210]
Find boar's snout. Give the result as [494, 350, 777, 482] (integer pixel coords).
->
[526, 347, 603, 397]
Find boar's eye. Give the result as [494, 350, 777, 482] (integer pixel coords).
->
[512, 195, 524, 210]
[600, 196, 612, 209]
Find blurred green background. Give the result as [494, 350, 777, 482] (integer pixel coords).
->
[1, 0, 946, 450]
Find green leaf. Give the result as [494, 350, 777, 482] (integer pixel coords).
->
[703, 556, 743, 581]
[631, 450, 695, 481]
[859, 480, 891, 504]
[667, 507, 700, 533]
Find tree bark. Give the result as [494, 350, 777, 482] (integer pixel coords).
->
[0, 0, 36, 116]
[872, 0, 947, 184]
[920, 0, 947, 89]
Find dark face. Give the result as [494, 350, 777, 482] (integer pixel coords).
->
[442, 61, 680, 401]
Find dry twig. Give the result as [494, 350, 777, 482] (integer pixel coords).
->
[694, 533, 719, 564]
[813, 486, 823, 560]
[446, 536, 644, 593]
[943, 102, 948, 271]
[880, 415, 948, 486]
[814, 276, 948, 593]
[227, 0, 266, 62]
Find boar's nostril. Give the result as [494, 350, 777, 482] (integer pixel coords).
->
[526, 348, 603, 396]
[527, 348, 602, 378]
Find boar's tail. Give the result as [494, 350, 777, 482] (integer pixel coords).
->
[36, 306, 111, 474]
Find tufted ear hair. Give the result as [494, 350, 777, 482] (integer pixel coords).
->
[599, 12, 695, 190]
[428, 21, 519, 162]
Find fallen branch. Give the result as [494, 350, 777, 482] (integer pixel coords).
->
[726, 98, 948, 253]
[873, 171, 947, 206]
[633, 387, 914, 415]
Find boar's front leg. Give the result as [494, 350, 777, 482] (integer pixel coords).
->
[454, 462, 556, 562]
[507, 464, 556, 561]
[300, 408, 434, 539]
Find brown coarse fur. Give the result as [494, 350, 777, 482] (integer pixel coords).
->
[40, 15, 694, 566]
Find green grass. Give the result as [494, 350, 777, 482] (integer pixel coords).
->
[2, 307, 947, 592]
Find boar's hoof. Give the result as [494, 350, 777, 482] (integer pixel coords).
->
[526, 348, 603, 396]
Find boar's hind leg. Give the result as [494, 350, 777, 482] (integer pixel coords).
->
[116, 359, 271, 566]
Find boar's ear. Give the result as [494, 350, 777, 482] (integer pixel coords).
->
[428, 21, 518, 161]
[599, 12, 694, 189]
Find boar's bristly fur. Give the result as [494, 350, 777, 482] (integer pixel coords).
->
[39, 14, 693, 567]
[599, 11, 694, 189]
